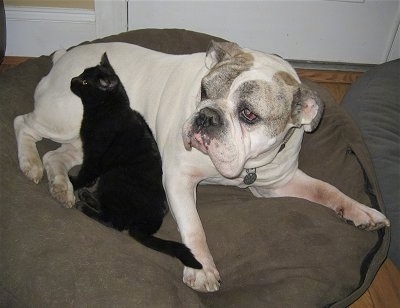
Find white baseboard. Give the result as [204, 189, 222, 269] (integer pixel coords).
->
[5, 6, 97, 56]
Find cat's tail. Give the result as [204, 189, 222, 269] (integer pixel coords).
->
[76, 188, 202, 269]
[129, 229, 203, 269]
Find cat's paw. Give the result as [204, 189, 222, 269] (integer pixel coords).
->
[68, 175, 97, 191]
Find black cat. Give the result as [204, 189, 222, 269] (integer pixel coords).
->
[69, 53, 202, 269]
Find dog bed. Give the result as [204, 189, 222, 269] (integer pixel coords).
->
[342, 59, 399, 268]
[0, 29, 389, 307]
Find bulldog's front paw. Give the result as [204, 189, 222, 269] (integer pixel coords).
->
[49, 175, 75, 208]
[341, 203, 390, 231]
[183, 266, 221, 292]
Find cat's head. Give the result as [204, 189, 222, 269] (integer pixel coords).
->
[70, 52, 120, 105]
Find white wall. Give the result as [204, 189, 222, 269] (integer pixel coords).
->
[5, 6, 97, 56]
[5, 0, 400, 63]
[128, 0, 400, 64]
[4, 0, 126, 56]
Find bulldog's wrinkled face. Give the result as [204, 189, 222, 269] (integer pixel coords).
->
[182, 41, 323, 178]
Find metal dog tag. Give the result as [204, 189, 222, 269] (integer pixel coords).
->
[244, 168, 257, 185]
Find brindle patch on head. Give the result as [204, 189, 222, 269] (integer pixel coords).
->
[274, 71, 299, 87]
[201, 51, 254, 100]
[233, 77, 295, 136]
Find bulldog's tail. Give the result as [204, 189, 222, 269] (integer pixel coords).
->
[129, 229, 203, 269]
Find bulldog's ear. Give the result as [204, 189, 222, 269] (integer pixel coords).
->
[291, 84, 324, 132]
[205, 41, 242, 68]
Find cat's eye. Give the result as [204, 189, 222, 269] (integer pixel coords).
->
[82, 80, 88, 85]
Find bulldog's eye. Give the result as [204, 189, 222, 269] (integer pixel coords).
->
[82, 80, 88, 85]
[240, 108, 258, 123]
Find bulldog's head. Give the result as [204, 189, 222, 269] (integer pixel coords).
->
[182, 41, 323, 178]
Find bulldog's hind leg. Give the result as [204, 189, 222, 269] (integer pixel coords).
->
[43, 139, 83, 208]
[14, 114, 44, 183]
[254, 169, 390, 231]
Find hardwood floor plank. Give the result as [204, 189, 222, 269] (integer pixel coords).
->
[350, 259, 400, 308]
[321, 83, 351, 103]
[368, 259, 400, 307]
[2, 56, 33, 65]
[0, 56, 33, 72]
[296, 68, 363, 84]
[350, 290, 374, 308]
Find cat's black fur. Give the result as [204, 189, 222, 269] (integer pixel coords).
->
[69, 53, 202, 269]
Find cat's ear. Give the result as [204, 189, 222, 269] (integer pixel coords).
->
[100, 53, 111, 67]
[99, 76, 118, 91]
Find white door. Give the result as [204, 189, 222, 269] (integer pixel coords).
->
[127, 0, 400, 64]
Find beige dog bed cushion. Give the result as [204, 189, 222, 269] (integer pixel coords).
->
[0, 29, 389, 307]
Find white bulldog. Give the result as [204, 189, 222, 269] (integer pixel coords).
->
[14, 41, 390, 292]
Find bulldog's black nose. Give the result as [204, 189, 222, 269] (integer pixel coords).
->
[196, 107, 222, 128]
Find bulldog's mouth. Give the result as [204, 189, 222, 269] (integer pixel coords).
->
[184, 131, 210, 155]
[183, 127, 245, 179]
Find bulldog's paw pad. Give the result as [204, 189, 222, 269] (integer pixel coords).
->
[49, 176, 75, 208]
[19, 157, 44, 184]
[356, 220, 390, 231]
[183, 267, 221, 292]
[344, 204, 390, 231]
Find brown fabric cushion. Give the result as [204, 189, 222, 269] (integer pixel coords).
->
[342, 59, 400, 268]
[0, 29, 388, 307]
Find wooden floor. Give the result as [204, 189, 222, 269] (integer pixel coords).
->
[1, 57, 399, 307]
